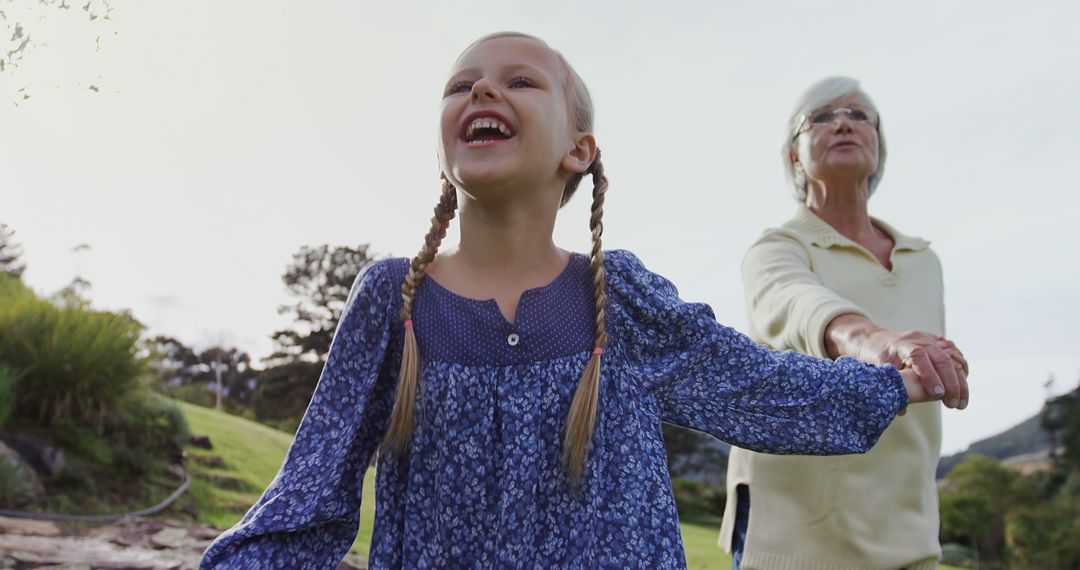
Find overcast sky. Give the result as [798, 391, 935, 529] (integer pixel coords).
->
[3, 0, 1078, 454]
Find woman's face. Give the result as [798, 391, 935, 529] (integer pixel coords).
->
[792, 93, 880, 189]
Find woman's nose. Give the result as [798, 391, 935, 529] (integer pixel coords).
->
[471, 78, 500, 103]
[832, 113, 854, 133]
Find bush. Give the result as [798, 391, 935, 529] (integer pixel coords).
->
[1006, 499, 1080, 569]
[55, 426, 114, 465]
[252, 361, 321, 425]
[0, 364, 20, 429]
[105, 392, 190, 474]
[940, 543, 976, 568]
[671, 479, 726, 521]
[0, 275, 144, 428]
[55, 391, 189, 476]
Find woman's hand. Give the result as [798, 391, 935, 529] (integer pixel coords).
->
[827, 314, 969, 409]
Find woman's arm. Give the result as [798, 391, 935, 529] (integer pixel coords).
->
[742, 232, 968, 409]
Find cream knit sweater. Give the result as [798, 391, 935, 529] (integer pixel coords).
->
[718, 207, 943, 570]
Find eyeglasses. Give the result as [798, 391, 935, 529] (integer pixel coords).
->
[791, 107, 879, 140]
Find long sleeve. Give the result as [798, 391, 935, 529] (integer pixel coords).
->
[741, 231, 868, 358]
[605, 250, 906, 456]
[200, 260, 400, 569]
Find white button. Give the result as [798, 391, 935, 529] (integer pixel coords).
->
[507, 333, 520, 347]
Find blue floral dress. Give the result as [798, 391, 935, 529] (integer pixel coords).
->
[200, 250, 906, 569]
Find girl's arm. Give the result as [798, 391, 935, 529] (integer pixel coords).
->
[200, 261, 399, 569]
[606, 250, 911, 456]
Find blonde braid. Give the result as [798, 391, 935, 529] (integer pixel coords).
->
[383, 177, 458, 454]
[562, 150, 608, 484]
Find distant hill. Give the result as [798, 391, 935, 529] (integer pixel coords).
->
[937, 400, 1059, 479]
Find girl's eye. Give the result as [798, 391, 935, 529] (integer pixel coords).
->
[509, 76, 534, 89]
[447, 81, 473, 95]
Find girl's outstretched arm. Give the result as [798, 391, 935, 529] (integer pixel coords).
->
[605, 250, 913, 456]
[200, 261, 399, 569]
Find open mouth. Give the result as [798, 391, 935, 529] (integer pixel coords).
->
[462, 116, 515, 146]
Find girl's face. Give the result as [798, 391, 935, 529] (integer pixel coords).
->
[438, 36, 583, 200]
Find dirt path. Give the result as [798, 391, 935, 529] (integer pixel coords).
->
[0, 516, 367, 569]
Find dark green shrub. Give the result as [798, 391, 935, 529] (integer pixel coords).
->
[1006, 499, 1080, 569]
[940, 543, 976, 568]
[0, 275, 144, 428]
[671, 479, 726, 521]
[55, 426, 114, 465]
[253, 361, 321, 424]
[0, 364, 20, 429]
[105, 392, 190, 474]
[55, 392, 189, 476]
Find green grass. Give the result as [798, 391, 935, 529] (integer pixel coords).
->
[680, 520, 730, 568]
[178, 402, 961, 568]
[179, 401, 374, 555]
[180, 401, 293, 529]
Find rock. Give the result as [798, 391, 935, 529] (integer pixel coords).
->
[338, 552, 369, 570]
[186, 524, 221, 541]
[0, 441, 46, 507]
[149, 527, 194, 550]
[1, 434, 64, 478]
[188, 436, 212, 450]
[189, 455, 225, 469]
[200, 473, 251, 492]
[166, 463, 187, 481]
[0, 515, 60, 536]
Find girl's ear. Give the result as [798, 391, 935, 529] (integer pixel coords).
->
[562, 132, 597, 175]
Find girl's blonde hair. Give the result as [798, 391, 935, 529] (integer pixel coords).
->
[382, 32, 608, 485]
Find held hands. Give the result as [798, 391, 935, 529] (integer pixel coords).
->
[826, 315, 969, 410]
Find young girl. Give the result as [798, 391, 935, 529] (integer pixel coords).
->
[200, 33, 940, 569]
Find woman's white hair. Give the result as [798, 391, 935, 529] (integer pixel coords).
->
[783, 76, 887, 203]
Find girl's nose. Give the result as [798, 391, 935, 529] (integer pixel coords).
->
[471, 78, 500, 103]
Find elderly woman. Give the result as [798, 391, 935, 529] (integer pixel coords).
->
[718, 77, 969, 570]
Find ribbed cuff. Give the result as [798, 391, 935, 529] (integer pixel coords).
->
[742, 550, 938, 570]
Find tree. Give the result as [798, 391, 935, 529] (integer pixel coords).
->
[252, 360, 322, 431]
[941, 454, 1030, 563]
[1, 0, 116, 102]
[0, 224, 26, 279]
[1043, 382, 1080, 472]
[940, 492, 992, 569]
[143, 335, 200, 386]
[270, 244, 377, 364]
[254, 244, 377, 430]
[195, 345, 254, 408]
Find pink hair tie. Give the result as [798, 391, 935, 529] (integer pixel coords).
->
[592, 347, 604, 356]
[404, 319, 414, 330]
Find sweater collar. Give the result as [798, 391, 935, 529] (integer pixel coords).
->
[786, 206, 930, 251]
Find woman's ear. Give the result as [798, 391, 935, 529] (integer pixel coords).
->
[562, 132, 597, 174]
